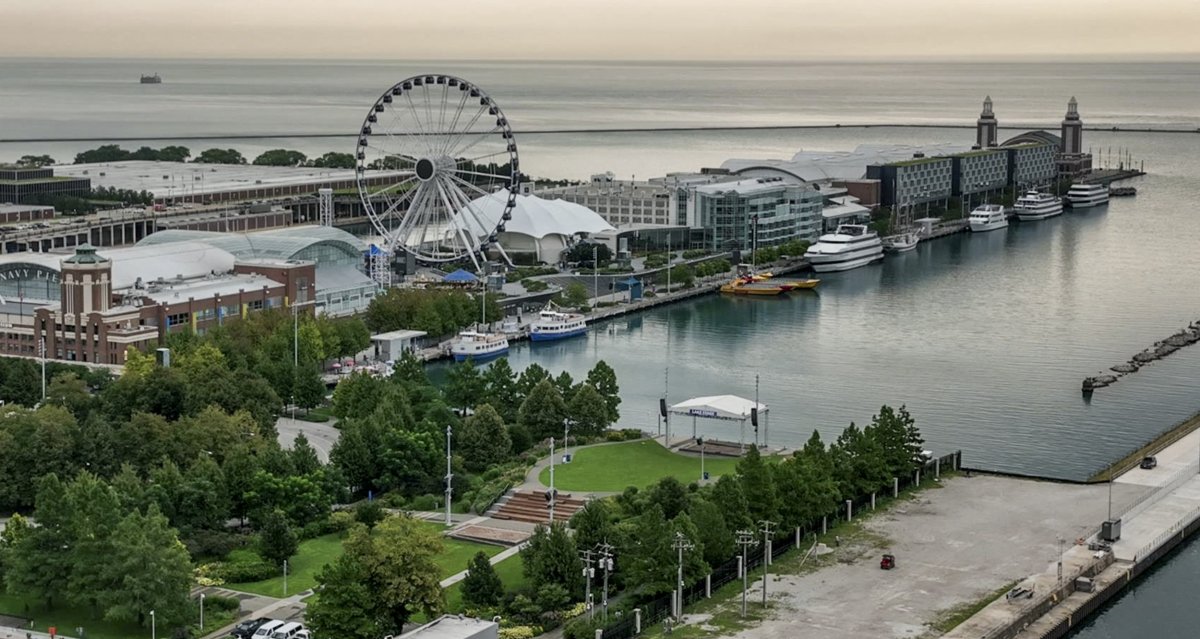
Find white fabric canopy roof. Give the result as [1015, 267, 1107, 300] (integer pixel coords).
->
[457, 189, 616, 240]
[669, 395, 768, 421]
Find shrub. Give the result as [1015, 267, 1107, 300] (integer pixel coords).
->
[183, 530, 250, 561]
[354, 500, 387, 528]
[213, 556, 278, 582]
[523, 280, 549, 293]
[410, 494, 439, 511]
[499, 627, 540, 639]
[328, 510, 356, 532]
[203, 594, 241, 613]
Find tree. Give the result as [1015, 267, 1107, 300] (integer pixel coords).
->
[569, 499, 614, 553]
[461, 551, 503, 609]
[6, 474, 73, 608]
[157, 145, 191, 162]
[310, 151, 357, 169]
[737, 445, 778, 524]
[331, 371, 386, 419]
[515, 363, 550, 397]
[306, 552, 378, 639]
[444, 361, 485, 413]
[291, 432, 322, 476]
[193, 148, 246, 164]
[567, 383, 611, 437]
[687, 497, 733, 568]
[518, 379, 567, 442]
[16, 154, 55, 167]
[253, 149, 308, 166]
[74, 144, 132, 164]
[482, 358, 520, 422]
[346, 517, 445, 632]
[561, 282, 589, 309]
[0, 513, 30, 586]
[99, 504, 193, 628]
[585, 361, 621, 424]
[458, 404, 511, 472]
[564, 242, 611, 267]
[620, 504, 674, 596]
[645, 476, 689, 520]
[520, 522, 581, 598]
[710, 474, 751, 532]
[259, 509, 299, 566]
[293, 365, 327, 412]
[65, 472, 121, 613]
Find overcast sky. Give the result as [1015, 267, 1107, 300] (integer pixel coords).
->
[7, 0, 1199, 60]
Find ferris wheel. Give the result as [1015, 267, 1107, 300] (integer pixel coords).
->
[355, 75, 520, 275]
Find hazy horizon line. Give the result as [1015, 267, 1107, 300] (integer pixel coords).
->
[3, 53, 1199, 64]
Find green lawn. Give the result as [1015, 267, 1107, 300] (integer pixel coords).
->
[227, 533, 346, 597]
[226, 523, 502, 597]
[418, 521, 505, 578]
[537, 440, 742, 492]
[0, 592, 232, 639]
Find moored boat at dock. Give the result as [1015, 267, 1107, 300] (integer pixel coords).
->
[882, 231, 919, 253]
[968, 204, 1009, 232]
[450, 330, 509, 362]
[803, 224, 884, 272]
[1065, 183, 1109, 209]
[1013, 190, 1063, 221]
[530, 308, 588, 342]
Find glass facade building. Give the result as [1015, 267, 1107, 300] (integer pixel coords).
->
[693, 178, 823, 251]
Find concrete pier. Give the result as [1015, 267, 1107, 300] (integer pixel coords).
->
[944, 429, 1200, 639]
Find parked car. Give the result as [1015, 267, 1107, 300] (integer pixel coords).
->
[1140, 456, 1158, 470]
[230, 618, 273, 639]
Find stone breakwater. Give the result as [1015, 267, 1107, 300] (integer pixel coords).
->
[1083, 321, 1200, 392]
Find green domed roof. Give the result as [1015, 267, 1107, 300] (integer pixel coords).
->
[62, 243, 110, 265]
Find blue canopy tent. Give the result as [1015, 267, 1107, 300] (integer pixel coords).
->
[443, 269, 480, 284]
[614, 277, 643, 301]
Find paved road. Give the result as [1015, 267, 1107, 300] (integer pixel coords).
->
[276, 415, 339, 463]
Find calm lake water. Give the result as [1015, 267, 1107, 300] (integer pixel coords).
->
[3, 58, 1199, 633]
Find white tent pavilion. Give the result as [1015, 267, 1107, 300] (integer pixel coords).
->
[668, 395, 769, 452]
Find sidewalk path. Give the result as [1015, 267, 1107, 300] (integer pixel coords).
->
[439, 544, 526, 588]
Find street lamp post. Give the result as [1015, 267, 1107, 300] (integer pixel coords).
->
[150, 610, 156, 639]
[291, 298, 316, 426]
[199, 593, 205, 630]
[445, 424, 454, 527]
[698, 437, 706, 483]
[283, 559, 289, 596]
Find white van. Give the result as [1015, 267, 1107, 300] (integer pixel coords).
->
[270, 622, 304, 639]
[252, 620, 285, 639]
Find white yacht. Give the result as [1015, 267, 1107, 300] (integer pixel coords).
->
[1013, 190, 1063, 221]
[530, 309, 587, 342]
[803, 224, 884, 272]
[968, 204, 1008, 232]
[1065, 183, 1109, 209]
[450, 331, 509, 362]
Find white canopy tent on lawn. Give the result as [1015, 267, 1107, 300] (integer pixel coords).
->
[668, 394, 769, 452]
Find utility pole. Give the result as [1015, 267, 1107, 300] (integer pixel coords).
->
[735, 530, 755, 618]
[597, 541, 615, 622]
[759, 520, 776, 608]
[580, 548, 595, 619]
[445, 424, 454, 527]
[283, 559, 288, 596]
[673, 532, 695, 620]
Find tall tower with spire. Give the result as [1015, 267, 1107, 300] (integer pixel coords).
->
[976, 96, 998, 148]
[1061, 96, 1083, 155]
